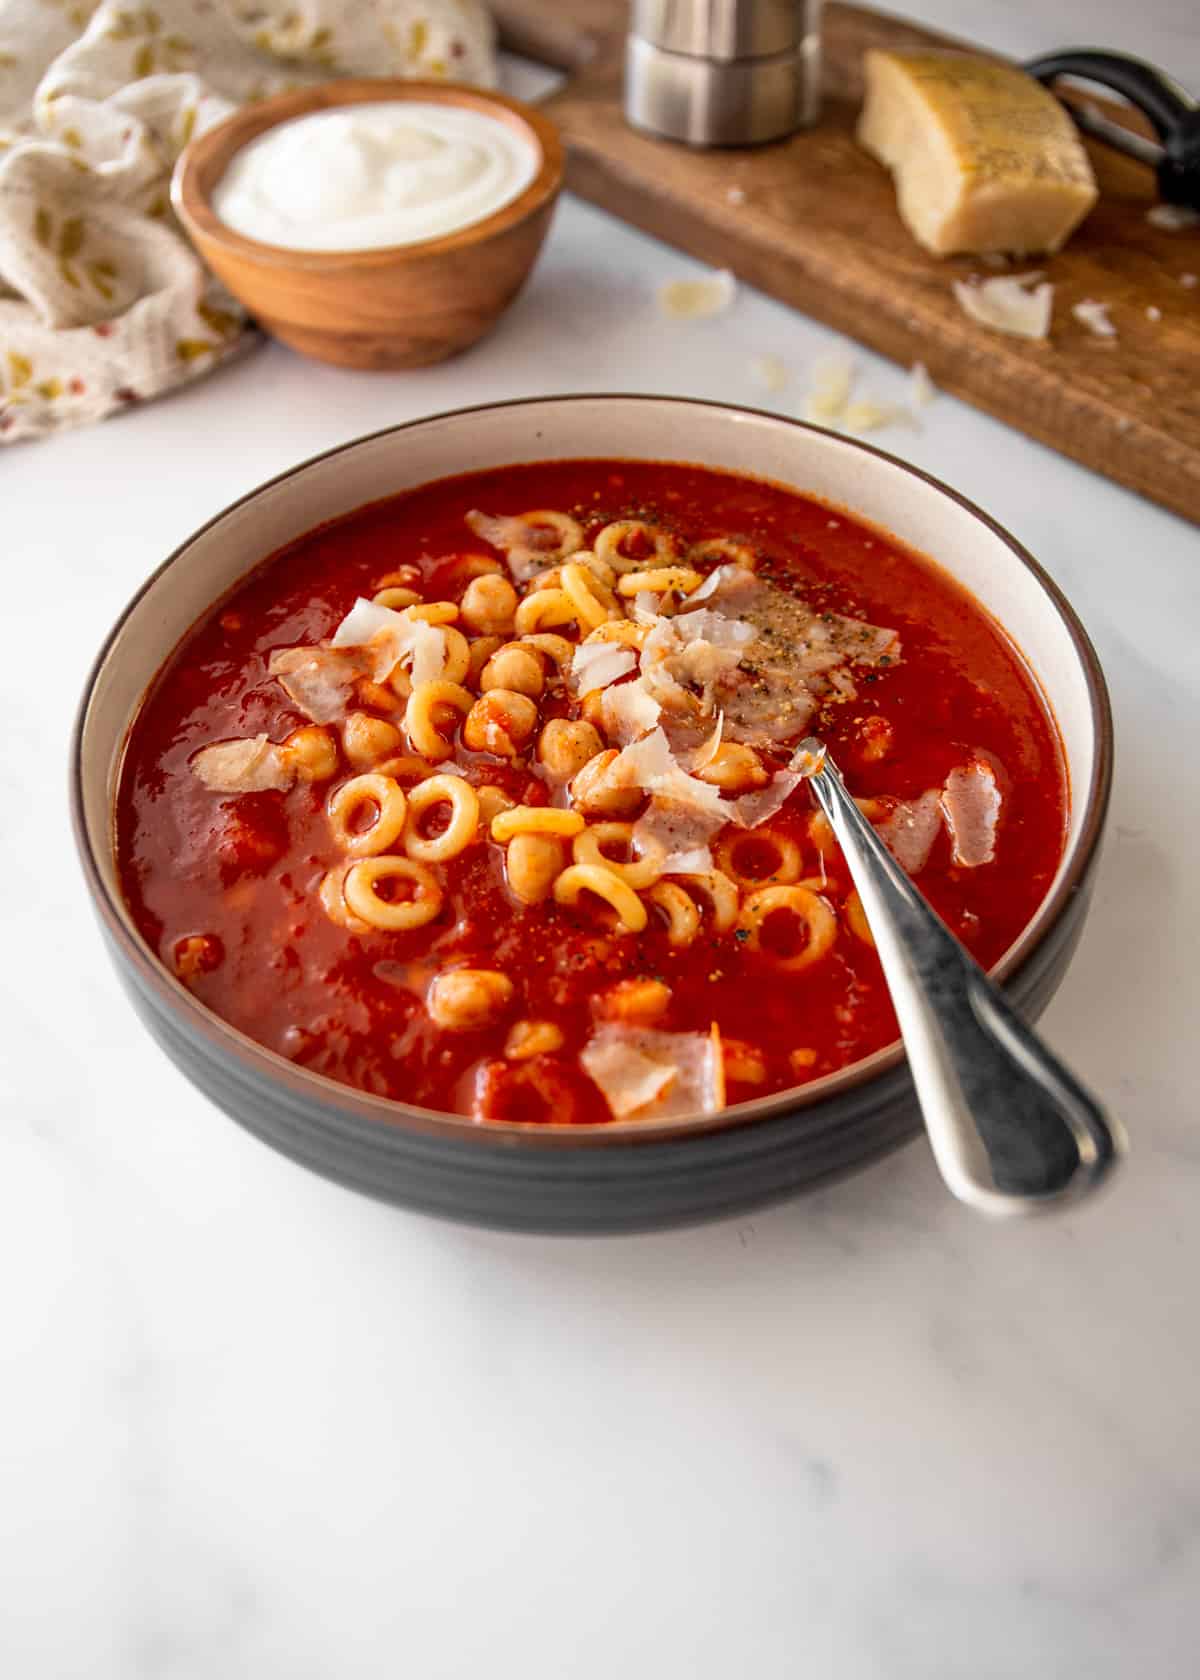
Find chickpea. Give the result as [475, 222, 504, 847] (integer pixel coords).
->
[505, 833, 565, 906]
[427, 968, 514, 1031]
[463, 689, 539, 756]
[466, 634, 505, 685]
[481, 643, 544, 698]
[355, 677, 402, 714]
[279, 725, 338, 783]
[595, 977, 671, 1025]
[460, 574, 518, 636]
[579, 691, 607, 732]
[695, 742, 769, 794]
[476, 784, 516, 828]
[341, 711, 403, 771]
[174, 933, 223, 980]
[538, 718, 603, 780]
[505, 1019, 565, 1060]
[569, 748, 642, 817]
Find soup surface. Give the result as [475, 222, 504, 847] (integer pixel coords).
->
[116, 460, 1066, 1125]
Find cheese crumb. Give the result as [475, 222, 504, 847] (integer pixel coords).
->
[1073, 298, 1117, 339]
[749, 353, 788, 393]
[909, 360, 936, 409]
[804, 354, 856, 423]
[952, 273, 1053, 340]
[1181, 273, 1197, 289]
[1146, 204, 1200, 231]
[658, 268, 737, 320]
[1146, 305, 1162, 322]
[726, 186, 747, 206]
[843, 398, 909, 433]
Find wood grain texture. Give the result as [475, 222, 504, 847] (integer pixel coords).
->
[494, 0, 1200, 524]
[174, 81, 564, 370]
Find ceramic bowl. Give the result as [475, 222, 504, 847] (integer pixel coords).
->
[172, 80, 564, 369]
[72, 396, 1112, 1232]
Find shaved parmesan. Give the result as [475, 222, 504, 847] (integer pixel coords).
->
[1072, 298, 1117, 339]
[329, 598, 404, 651]
[749, 353, 788, 392]
[580, 1024, 725, 1121]
[658, 267, 736, 320]
[941, 759, 1001, 866]
[191, 734, 292, 793]
[464, 509, 579, 583]
[909, 360, 936, 409]
[268, 646, 364, 724]
[732, 770, 801, 828]
[804, 354, 856, 424]
[600, 677, 661, 745]
[843, 398, 910, 433]
[952, 274, 1053, 340]
[569, 641, 636, 696]
[877, 789, 943, 875]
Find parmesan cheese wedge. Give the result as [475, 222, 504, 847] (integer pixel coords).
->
[858, 51, 1098, 257]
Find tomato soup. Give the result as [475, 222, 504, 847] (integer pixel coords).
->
[116, 461, 1066, 1125]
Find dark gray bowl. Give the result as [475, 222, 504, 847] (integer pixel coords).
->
[71, 397, 1112, 1233]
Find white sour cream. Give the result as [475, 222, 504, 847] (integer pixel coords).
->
[212, 102, 539, 252]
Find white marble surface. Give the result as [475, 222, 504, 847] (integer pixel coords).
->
[4, 5, 1200, 1675]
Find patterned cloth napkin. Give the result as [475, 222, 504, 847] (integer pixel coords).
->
[0, 0, 495, 442]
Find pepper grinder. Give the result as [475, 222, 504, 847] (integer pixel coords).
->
[625, 0, 823, 146]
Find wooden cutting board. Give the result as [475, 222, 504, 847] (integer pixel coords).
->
[493, 0, 1200, 526]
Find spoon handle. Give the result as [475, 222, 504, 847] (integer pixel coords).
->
[803, 750, 1122, 1214]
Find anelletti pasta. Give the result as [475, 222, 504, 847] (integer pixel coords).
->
[117, 459, 1067, 1126]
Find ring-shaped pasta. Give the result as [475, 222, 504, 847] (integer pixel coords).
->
[374, 754, 440, 786]
[519, 632, 574, 670]
[318, 862, 371, 932]
[688, 537, 758, 570]
[572, 821, 664, 890]
[808, 799, 888, 862]
[491, 805, 585, 843]
[715, 829, 803, 889]
[677, 869, 739, 933]
[514, 589, 577, 634]
[615, 567, 702, 597]
[520, 509, 584, 561]
[845, 888, 875, 947]
[553, 863, 648, 933]
[343, 857, 444, 932]
[737, 885, 838, 972]
[647, 881, 702, 947]
[438, 626, 471, 686]
[328, 773, 408, 857]
[594, 520, 678, 573]
[560, 561, 619, 630]
[403, 774, 480, 862]
[372, 586, 421, 610]
[582, 620, 649, 649]
[405, 679, 475, 761]
[401, 601, 459, 626]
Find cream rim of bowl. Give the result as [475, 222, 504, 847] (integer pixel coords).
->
[210, 101, 540, 253]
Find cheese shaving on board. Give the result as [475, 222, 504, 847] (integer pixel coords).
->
[1146, 204, 1200, 231]
[580, 1024, 726, 1121]
[952, 274, 1053, 339]
[1072, 299, 1118, 339]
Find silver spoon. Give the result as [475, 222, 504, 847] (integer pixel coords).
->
[795, 740, 1123, 1215]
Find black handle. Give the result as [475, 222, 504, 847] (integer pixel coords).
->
[1025, 49, 1200, 208]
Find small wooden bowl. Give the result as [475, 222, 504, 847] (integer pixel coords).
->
[172, 80, 564, 370]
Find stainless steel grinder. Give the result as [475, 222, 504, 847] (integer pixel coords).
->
[624, 0, 824, 146]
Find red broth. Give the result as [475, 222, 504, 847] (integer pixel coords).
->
[116, 460, 1067, 1124]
